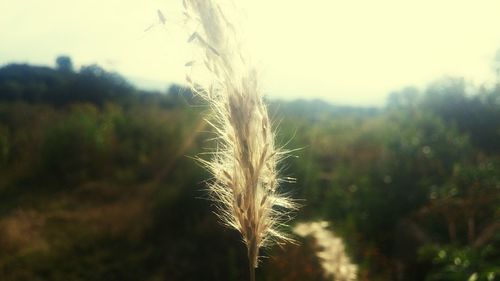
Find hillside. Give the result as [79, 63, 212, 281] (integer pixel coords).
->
[0, 61, 498, 281]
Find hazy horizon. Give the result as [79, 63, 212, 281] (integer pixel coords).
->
[2, 0, 500, 106]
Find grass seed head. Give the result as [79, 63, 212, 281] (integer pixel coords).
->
[182, 0, 299, 268]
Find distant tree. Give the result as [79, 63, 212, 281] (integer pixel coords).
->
[387, 86, 419, 109]
[56, 55, 73, 72]
[494, 49, 500, 82]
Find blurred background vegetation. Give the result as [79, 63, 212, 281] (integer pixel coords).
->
[0, 56, 498, 281]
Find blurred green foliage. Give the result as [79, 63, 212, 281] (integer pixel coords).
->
[0, 60, 498, 280]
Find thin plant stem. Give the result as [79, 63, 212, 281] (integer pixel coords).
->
[248, 240, 256, 281]
[249, 261, 255, 281]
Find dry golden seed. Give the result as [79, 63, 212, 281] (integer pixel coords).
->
[157, 10, 166, 25]
[258, 145, 268, 168]
[247, 162, 254, 177]
[208, 45, 221, 56]
[236, 194, 242, 207]
[269, 181, 275, 192]
[245, 220, 253, 235]
[245, 207, 252, 216]
[262, 125, 267, 139]
[187, 32, 198, 43]
[260, 194, 267, 206]
[144, 23, 155, 32]
[238, 207, 245, 219]
[223, 170, 232, 181]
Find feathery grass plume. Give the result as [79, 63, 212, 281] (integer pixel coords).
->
[294, 221, 358, 281]
[181, 0, 299, 279]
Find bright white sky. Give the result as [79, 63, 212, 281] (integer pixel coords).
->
[1, 0, 500, 106]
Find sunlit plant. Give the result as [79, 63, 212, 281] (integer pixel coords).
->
[294, 221, 358, 281]
[180, 0, 299, 280]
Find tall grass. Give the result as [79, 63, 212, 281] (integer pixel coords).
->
[294, 221, 358, 281]
[181, 0, 298, 279]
